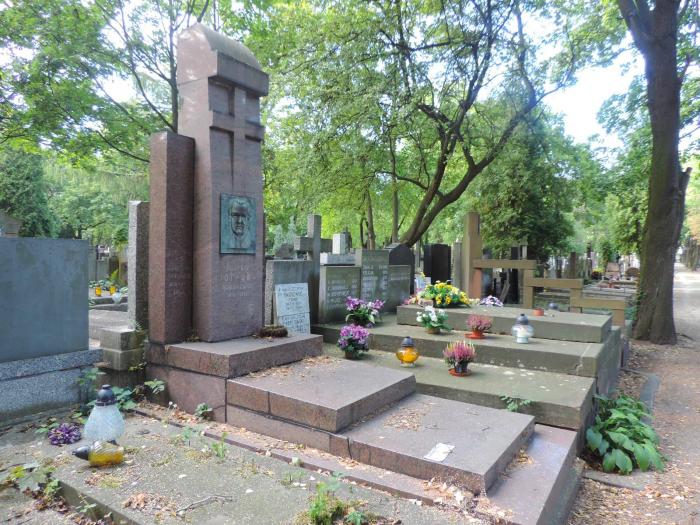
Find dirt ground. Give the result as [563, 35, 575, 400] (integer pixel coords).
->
[568, 266, 700, 525]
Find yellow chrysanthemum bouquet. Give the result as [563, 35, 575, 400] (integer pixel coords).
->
[418, 281, 470, 308]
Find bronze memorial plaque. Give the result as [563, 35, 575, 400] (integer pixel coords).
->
[220, 193, 256, 254]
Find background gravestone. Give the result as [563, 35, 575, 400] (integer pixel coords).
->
[127, 201, 149, 330]
[319, 266, 361, 323]
[423, 243, 451, 284]
[0, 238, 88, 361]
[274, 283, 310, 333]
[385, 243, 415, 293]
[356, 249, 389, 301]
[177, 23, 269, 342]
[264, 259, 315, 324]
[385, 265, 412, 311]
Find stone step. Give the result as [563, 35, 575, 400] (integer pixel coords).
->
[227, 390, 535, 495]
[147, 333, 323, 378]
[313, 317, 620, 395]
[487, 424, 582, 525]
[397, 304, 611, 343]
[227, 358, 416, 432]
[325, 346, 594, 432]
[145, 333, 323, 421]
[343, 394, 535, 494]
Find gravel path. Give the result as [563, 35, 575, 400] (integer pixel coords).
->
[569, 265, 700, 525]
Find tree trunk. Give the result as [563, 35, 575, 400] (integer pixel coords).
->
[626, 1, 689, 344]
[389, 136, 399, 242]
[366, 190, 376, 250]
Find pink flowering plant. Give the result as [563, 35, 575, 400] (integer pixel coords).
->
[345, 297, 385, 327]
[467, 315, 492, 333]
[443, 341, 476, 369]
[337, 324, 370, 358]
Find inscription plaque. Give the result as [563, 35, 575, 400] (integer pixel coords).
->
[274, 283, 310, 334]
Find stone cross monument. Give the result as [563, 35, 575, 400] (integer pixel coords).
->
[177, 24, 269, 342]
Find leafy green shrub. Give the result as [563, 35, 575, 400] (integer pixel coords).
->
[586, 394, 664, 475]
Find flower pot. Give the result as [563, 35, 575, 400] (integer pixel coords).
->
[467, 329, 485, 339]
[426, 327, 441, 335]
[532, 307, 544, 316]
[344, 351, 362, 360]
[448, 366, 471, 377]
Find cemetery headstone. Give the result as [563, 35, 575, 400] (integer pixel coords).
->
[423, 243, 451, 283]
[274, 283, 310, 333]
[177, 23, 269, 342]
[451, 241, 462, 290]
[385, 265, 412, 311]
[319, 266, 361, 323]
[385, 243, 415, 293]
[333, 232, 351, 254]
[356, 249, 389, 301]
[0, 237, 99, 419]
[148, 131, 195, 345]
[264, 259, 316, 324]
[127, 201, 149, 330]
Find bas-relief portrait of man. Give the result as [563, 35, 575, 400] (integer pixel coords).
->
[220, 193, 256, 254]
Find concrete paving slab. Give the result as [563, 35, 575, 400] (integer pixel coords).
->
[227, 358, 415, 432]
[0, 414, 474, 525]
[147, 333, 323, 378]
[324, 346, 594, 431]
[397, 304, 611, 343]
[344, 394, 535, 494]
[314, 316, 617, 380]
[487, 425, 581, 525]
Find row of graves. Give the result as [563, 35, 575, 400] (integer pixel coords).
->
[71, 26, 625, 525]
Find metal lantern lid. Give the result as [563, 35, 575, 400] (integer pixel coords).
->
[95, 385, 117, 406]
[401, 336, 415, 348]
[515, 314, 530, 326]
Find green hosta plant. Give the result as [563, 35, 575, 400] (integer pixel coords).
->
[586, 394, 664, 475]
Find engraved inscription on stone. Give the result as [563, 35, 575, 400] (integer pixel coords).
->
[220, 193, 256, 254]
[359, 250, 389, 301]
[320, 266, 362, 322]
[274, 283, 310, 333]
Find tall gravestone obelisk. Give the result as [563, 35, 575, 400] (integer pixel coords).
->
[177, 24, 269, 342]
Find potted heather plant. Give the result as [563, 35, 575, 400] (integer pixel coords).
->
[416, 305, 450, 334]
[337, 324, 370, 360]
[443, 341, 476, 376]
[345, 297, 385, 327]
[466, 314, 492, 339]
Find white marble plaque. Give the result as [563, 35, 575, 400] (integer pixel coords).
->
[274, 283, 310, 333]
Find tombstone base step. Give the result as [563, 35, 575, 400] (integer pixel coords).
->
[147, 332, 323, 378]
[323, 346, 595, 433]
[227, 382, 535, 495]
[227, 357, 416, 432]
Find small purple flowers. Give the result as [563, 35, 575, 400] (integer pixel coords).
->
[338, 324, 370, 359]
[48, 423, 82, 446]
[345, 296, 384, 327]
[479, 295, 504, 307]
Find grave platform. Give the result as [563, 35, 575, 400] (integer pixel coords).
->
[227, 358, 416, 432]
[313, 316, 620, 395]
[343, 394, 535, 493]
[397, 304, 612, 343]
[146, 333, 322, 421]
[324, 346, 594, 431]
[225, 358, 534, 494]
